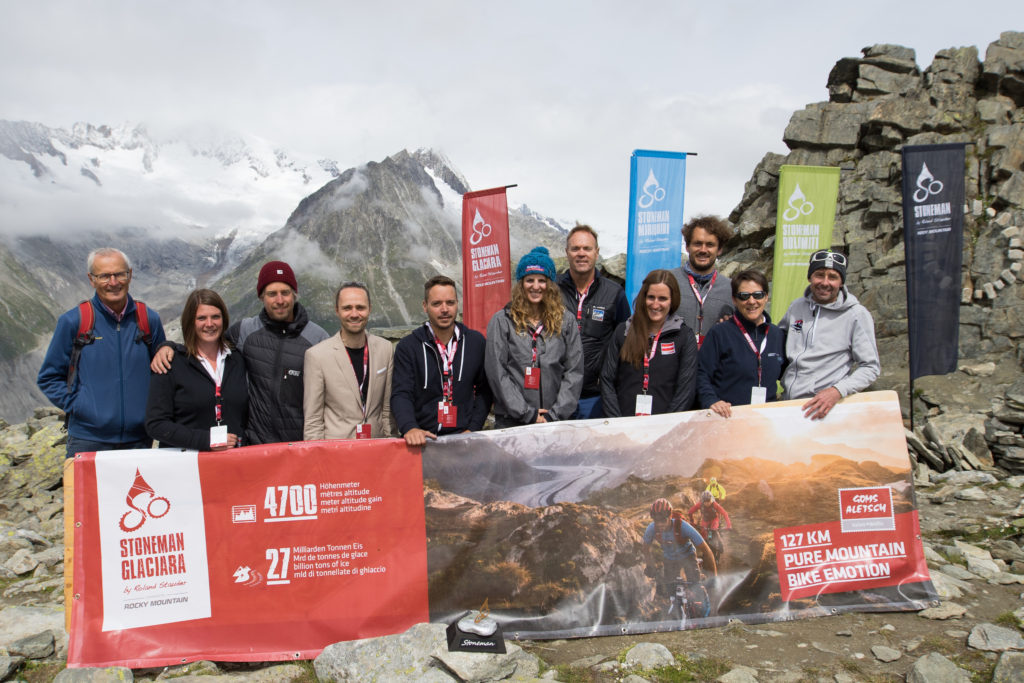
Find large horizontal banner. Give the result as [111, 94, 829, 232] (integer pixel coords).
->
[423, 390, 934, 638]
[69, 391, 934, 666]
[68, 440, 429, 668]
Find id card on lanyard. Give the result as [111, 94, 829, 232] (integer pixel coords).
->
[524, 325, 543, 390]
[687, 272, 717, 348]
[635, 328, 663, 416]
[734, 316, 768, 405]
[349, 345, 372, 439]
[434, 332, 459, 429]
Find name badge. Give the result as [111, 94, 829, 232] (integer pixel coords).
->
[635, 394, 653, 416]
[591, 307, 605, 322]
[524, 367, 540, 390]
[438, 401, 458, 428]
[209, 425, 228, 448]
[355, 423, 372, 440]
[750, 386, 767, 405]
[660, 342, 675, 355]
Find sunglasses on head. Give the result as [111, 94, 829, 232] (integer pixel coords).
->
[810, 251, 847, 266]
[735, 291, 766, 301]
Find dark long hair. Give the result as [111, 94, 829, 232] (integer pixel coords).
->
[620, 270, 680, 369]
[181, 288, 231, 357]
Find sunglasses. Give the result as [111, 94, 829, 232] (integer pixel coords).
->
[810, 251, 847, 266]
[735, 291, 767, 301]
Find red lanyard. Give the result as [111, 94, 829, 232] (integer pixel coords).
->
[686, 271, 717, 334]
[575, 280, 593, 328]
[530, 325, 545, 366]
[347, 345, 370, 420]
[214, 383, 222, 425]
[433, 333, 458, 403]
[733, 315, 767, 386]
[641, 328, 663, 394]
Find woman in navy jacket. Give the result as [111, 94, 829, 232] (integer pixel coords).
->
[146, 289, 248, 450]
[696, 270, 786, 417]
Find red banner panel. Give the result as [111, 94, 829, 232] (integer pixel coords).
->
[68, 440, 428, 669]
[461, 187, 511, 335]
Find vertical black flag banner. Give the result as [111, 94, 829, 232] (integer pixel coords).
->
[901, 143, 966, 381]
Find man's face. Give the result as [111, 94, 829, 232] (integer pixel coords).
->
[89, 253, 132, 312]
[809, 268, 842, 305]
[566, 231, 599, 279]
[686, 227, 722, 274]
[336, 287, 370, 336]
[653, 516, 670, 532]
[260, 282, 297, 322]
[423, 285, 458, 333]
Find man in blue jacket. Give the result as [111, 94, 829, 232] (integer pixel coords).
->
[391, 275, 492, 446]
[38, 248, 166, 458]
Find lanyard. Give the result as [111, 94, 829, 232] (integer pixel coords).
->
[529, 325, 545, 366]
[347, 345, 370, 421]
[575, 280, 593, 328]
[433, 333, 458, 403]
[733, 315, 768, 386]
[214, 383, 222, 425]
[686, 271, 717, 335]
[641, 328, 664, 394]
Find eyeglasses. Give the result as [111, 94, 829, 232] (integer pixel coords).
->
[89, 271, 130, 282]
[735, 291, 766, 301]
[810, 251, 847, 266]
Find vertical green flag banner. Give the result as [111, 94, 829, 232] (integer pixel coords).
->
[770, 165, 841, 320]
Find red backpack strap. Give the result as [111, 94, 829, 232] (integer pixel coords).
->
[67, 301, 96, 390]
[134, 301, 152, 344]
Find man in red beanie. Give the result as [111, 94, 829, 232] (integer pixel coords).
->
[153, 260, 328, 444]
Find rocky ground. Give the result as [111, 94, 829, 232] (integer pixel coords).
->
[0, 409, 1022, 682]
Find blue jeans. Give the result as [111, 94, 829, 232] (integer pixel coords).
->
[572, 395, 604, 420]
[66, 435, 153, 459]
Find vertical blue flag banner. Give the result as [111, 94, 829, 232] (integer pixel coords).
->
[901, 143, 966, 381]
[625, 150, 687, 307]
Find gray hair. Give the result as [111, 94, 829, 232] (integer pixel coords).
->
[87, 248, 132, 273]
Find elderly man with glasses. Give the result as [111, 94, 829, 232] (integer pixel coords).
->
[303, 281, 394, 440]
[38, 247, 167, 457]
[778, 249, 880, 420]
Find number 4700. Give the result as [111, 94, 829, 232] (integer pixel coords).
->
[264, 484, 317, 517]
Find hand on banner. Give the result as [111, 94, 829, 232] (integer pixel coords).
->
[709, 401, 732, 418]
[403, 428, 437, 447]
[802, 387, 841, 420]
[210, 433, 239, 450]
[535, 409, 549, 424]
[151, 345, 174, 374]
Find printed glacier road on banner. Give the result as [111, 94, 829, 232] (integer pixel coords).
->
[94, 449, 211, 631]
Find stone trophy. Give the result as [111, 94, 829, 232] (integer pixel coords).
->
[446, 599, 506, 653]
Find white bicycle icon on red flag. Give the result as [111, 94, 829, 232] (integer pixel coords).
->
[913, 163, 944, 203]
[469, 209, 492, 246]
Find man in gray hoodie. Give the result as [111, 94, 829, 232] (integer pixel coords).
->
[779, 250, 880, 420]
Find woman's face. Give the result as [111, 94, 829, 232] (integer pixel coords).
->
[523, 274, 548, 305]
[733, 280, 767, 324]
[195, 304, 224, 345]
[645, 283, 672, 326]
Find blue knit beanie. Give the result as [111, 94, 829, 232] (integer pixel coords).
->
[514, 246, 556, 282]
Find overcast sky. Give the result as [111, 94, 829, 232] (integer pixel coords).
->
[1, 1, 1015, 253]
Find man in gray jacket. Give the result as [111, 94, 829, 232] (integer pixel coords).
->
[668, 215, 734, 349]
[779, 250, 880, 420]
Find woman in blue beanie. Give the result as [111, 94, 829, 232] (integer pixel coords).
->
[484, 246, 583, 427]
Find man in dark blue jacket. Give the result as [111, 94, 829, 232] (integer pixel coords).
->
[391, 275, 492, 446]
[38, 248, 166, 458]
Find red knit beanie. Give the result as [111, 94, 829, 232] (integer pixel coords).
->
[257, 261, 298, 296]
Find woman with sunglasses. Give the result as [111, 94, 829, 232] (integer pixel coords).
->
[696, 270, 786, 418]
[600, 270, 698, 417]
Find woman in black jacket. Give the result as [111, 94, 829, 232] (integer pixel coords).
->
[146, 289, 248, 450]
[600, 270, 698, 417]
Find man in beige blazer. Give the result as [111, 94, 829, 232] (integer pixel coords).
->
[303, 281, 394, 440]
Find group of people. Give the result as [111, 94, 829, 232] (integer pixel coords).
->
[37, 214, 881, 460]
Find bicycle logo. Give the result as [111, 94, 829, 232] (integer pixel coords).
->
[912, 163, 944, 203]
[469, 209, 492, 246]
[119, 468, 170, 532]
[782, 183, 814, 221]
[638, 169, 667, 209]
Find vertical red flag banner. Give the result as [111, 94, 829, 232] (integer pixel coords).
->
[67, 440, 428, 669]
[461, 187, 511, 334]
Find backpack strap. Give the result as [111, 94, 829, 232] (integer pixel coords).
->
[134, 301, 152, 344]
[67, 301, 96, 391]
